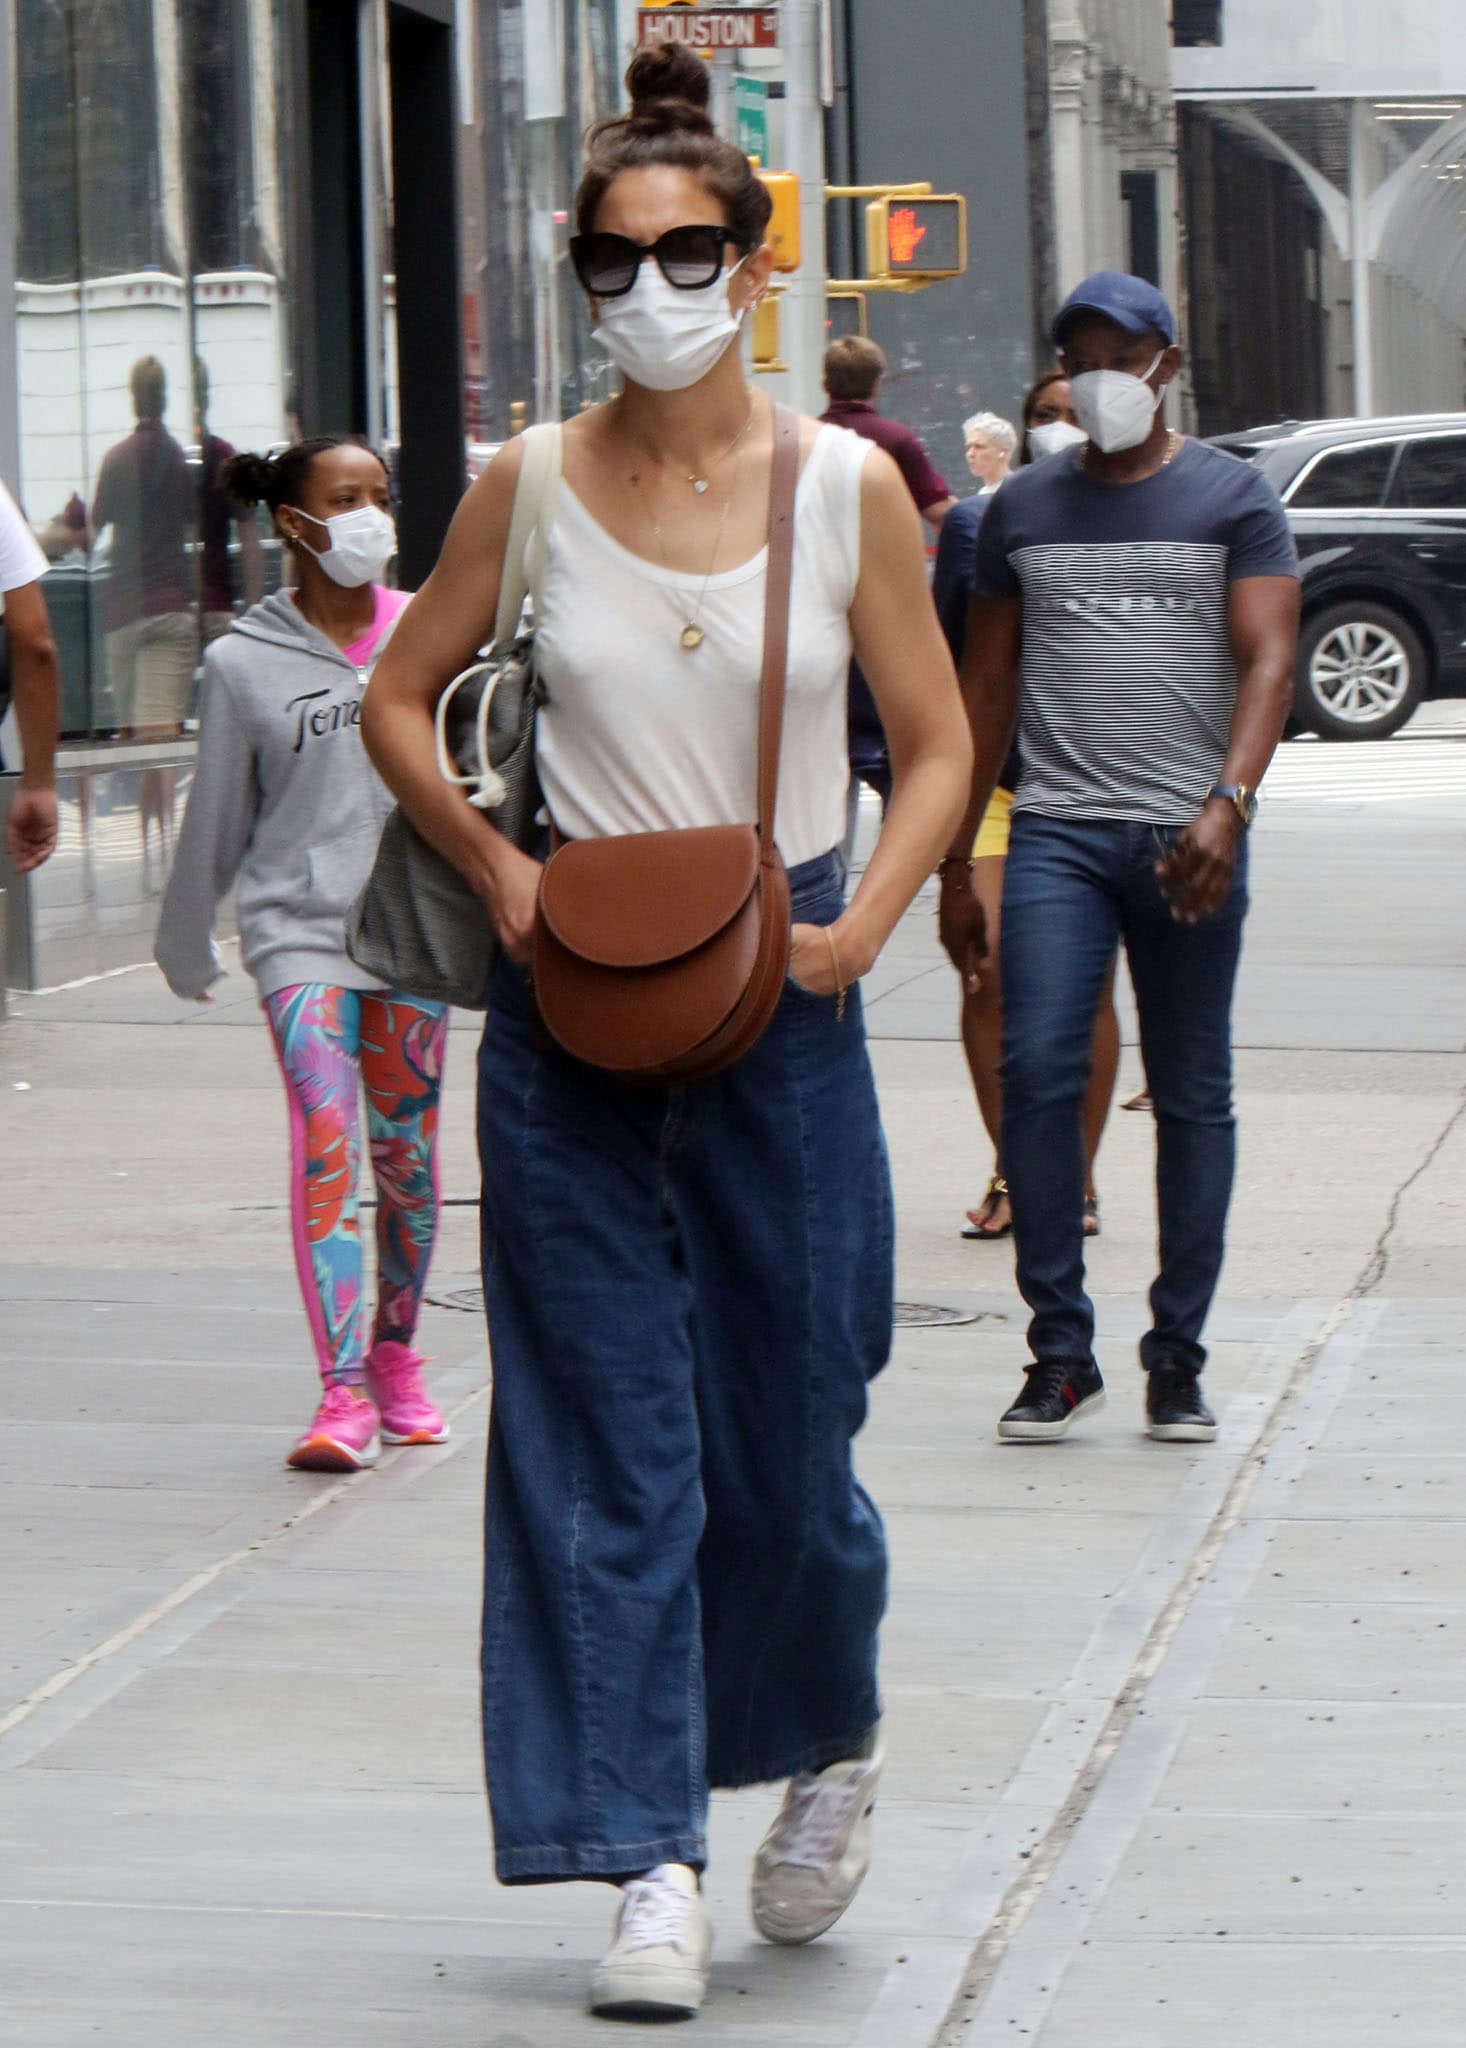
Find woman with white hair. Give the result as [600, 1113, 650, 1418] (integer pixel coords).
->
[962, 411, 1018, 493]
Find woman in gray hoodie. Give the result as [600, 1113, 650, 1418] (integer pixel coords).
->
[155, 437, 451, 1473]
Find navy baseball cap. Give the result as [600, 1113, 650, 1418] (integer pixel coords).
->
[1052, 271, 1176, 348]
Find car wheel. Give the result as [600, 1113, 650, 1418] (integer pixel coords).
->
[1294, 602, 1426, 741]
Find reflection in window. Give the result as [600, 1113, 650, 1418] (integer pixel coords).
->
[1289, 442, 1395, 510]
[1393, 438, 1466, 512]
[20, 0, 222, 279]
[12, 0, 294, 742]
[16, 0, 79, 284]
[179, 0, 257, 272]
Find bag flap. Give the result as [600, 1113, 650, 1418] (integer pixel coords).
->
[538, 825, 761, 969]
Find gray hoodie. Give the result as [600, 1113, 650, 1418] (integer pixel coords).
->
[154, 589, 406, 1000]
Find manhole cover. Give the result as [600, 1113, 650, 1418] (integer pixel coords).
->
[894, 1302, 997, 1329]
[429, 1291, 1001, 1330]
[427, 1286, 487, 1314]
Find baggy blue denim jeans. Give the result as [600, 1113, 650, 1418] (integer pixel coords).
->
[476, 852, 892, 1885]
[1000, 812, 1250, 1377]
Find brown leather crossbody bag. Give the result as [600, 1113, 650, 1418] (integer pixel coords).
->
[531, 404, 800, 1082]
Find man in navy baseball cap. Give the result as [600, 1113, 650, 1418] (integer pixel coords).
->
[1052, 270, 1177, 347]
[938, 261, 1300, 1453]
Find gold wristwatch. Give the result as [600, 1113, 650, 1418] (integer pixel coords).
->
[1206, 781, 1258, 827]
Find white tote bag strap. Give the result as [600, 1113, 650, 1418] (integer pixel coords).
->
[493, 421, 564, 648]
[436, 422, 563, 807]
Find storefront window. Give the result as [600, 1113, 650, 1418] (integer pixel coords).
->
[11, 0, 296, 743]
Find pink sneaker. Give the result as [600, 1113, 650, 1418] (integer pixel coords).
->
[287, 1383, 381, 1472]
[366, 1342, 450, 1446]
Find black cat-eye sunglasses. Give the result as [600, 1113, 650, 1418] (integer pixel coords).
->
[569, 224, 749, 299]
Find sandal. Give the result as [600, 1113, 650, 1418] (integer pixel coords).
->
[1122, 1089, 1152, 1113]
[1083, 1194, 1101, 1238]
[962, 1175, 1012, 1241]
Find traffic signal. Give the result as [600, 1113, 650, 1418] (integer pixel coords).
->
[863, 196, 967, 282]
[757, 170, 801, 273]
[825, 290, 868, 340]
[752, 292, 786, 371]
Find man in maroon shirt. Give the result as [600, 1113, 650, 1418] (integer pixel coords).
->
[90, 356, 197, 738]
[820, 337, 955, 847]
[819, 336, 956, 531]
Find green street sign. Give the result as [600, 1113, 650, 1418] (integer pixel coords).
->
[733, 73, 768, 162]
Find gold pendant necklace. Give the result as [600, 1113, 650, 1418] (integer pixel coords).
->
[636, 411, 755, 652]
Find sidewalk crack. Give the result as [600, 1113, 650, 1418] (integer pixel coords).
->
[1353, 1084, 1466, 1297]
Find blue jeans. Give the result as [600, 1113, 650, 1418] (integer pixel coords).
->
[477, 853, 892, 1884]
[1000, 813, 1250, 1376]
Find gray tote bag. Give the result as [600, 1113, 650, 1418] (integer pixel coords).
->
[345, 423, 563, 1010]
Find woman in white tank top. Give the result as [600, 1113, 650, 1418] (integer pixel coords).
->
[364, 42, 970, 2027]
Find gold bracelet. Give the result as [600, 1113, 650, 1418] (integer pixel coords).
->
[824, 925, 847, 1023]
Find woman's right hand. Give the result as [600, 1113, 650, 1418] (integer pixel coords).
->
[478, 840, 543, 964]
[938, 866, 988, 995]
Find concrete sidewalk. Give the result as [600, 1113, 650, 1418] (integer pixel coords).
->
[0, 1263, 1355, 2045]
[5, 1261, 1463, 2045]
[4, 758, 1466, 2043]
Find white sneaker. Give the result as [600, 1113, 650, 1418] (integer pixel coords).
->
[750, 1743, 885, 1945]
[589, 1863, 711, 2021]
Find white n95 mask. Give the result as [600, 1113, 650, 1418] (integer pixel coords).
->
[1027, 420, 1088, 460]
[1067, 351, 1168, 455]
[593, 260, 748, 394]
[289, 504, 398, 588]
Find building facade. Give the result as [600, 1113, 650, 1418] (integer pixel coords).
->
[1174, 0, 1466, 431]
[1042, 1, 1182, 328]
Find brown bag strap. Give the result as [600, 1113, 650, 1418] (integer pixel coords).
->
[756, 405, 801, 848]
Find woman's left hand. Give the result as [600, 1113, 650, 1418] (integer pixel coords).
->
[788, 920, 861, 997]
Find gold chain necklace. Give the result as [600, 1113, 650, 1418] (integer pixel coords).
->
[635, 423, 753, 652]
[687, 401, 756, 492]
[1082, 427, 1182, 478]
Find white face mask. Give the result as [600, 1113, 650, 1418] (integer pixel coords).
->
[1067, 350, 1168, 454]
[289, 504, 397, 588]
[592, 258, 748, 394]
[1026, 419, 1088, 460]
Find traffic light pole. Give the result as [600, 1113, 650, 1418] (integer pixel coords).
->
[776, 0, 827, 418]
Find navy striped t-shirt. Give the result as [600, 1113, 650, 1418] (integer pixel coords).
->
[970, 438, 1297, 824]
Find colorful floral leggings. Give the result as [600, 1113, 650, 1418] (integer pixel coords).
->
[263, 985, 450, 1387]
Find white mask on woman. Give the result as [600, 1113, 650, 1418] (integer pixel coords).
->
[1066, 351, 1168, 455]
[593, 259, 748, 393]
[1026, 420, 1088, 460]
[288, 504, 398, 588]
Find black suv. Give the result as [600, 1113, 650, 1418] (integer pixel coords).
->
[1212, 414, 1466, 739]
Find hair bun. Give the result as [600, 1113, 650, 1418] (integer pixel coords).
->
[218, 450, 277, 509]
[625, 41, 714, 134]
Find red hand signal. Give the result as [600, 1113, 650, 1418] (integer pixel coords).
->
[888, 207, 927, 265]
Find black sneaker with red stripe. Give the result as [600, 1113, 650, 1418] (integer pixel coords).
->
[1144, 1360, 1217, 1443]
[996, 1358, 1106, 1442]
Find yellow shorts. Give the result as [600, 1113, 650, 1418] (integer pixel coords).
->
[973, 786, 1014, 861]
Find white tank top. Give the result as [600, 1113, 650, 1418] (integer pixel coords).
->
[532, 422, 870, 869]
